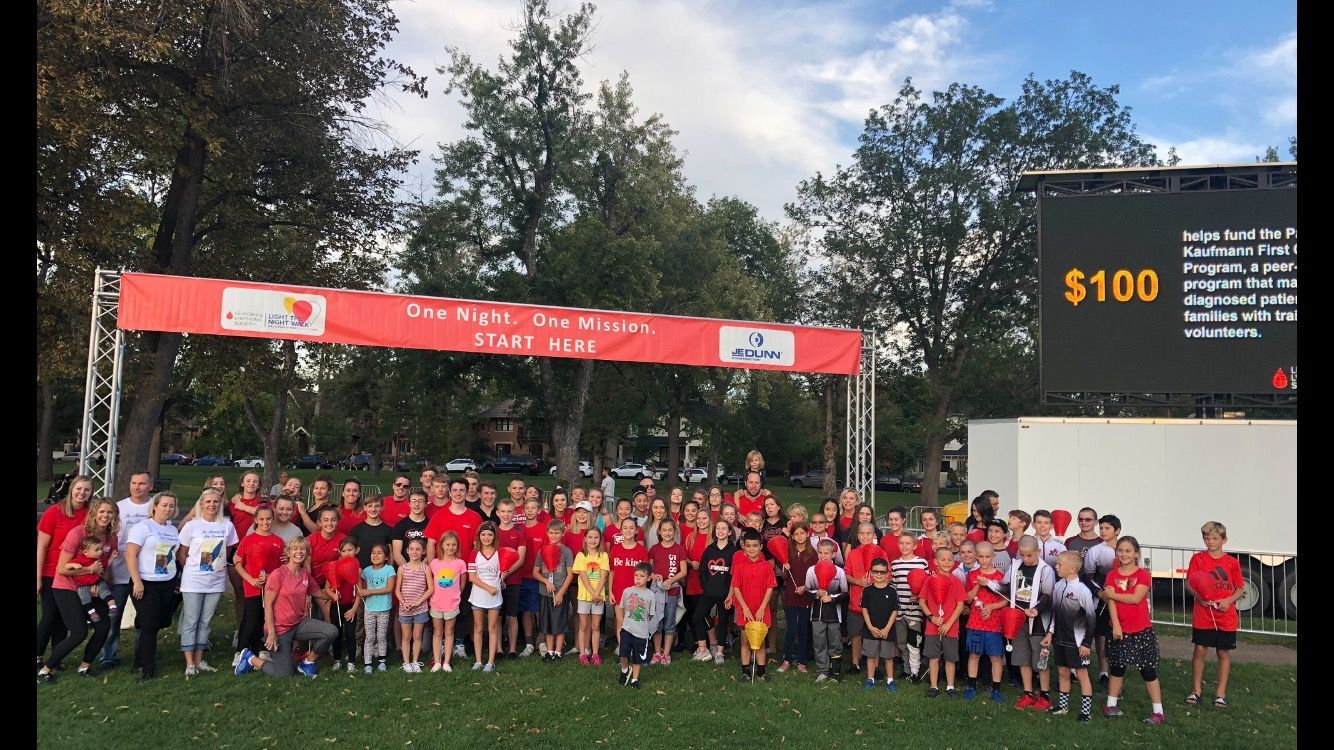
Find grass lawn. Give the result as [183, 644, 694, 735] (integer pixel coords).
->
[36, 591, 1296, 749]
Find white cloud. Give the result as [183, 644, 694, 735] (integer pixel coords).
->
[1149, 134, 1266, 165]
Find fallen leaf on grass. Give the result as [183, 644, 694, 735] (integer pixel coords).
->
[486, 725, 501, 731]
[527, 728, 542, 734]
[655, 690, 667, 695]
[323, 739, 336, 743]
[213, 703, 224, 709]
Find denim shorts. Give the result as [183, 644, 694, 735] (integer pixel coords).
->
[398, 610, 430, 625]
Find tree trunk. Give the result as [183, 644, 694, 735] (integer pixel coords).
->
[147, 420, 162, 480]
[706, 429, 719, 489]
[920, 393, 951, 507]
[666, 409, 682, 491]
[543, 358, 595, 487]
[36, 380, 56, 482]
[822, 377, 838, 496]
[113, 129, 208, 498]
[244, 341, 296, 491]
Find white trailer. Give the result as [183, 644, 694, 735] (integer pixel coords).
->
[968, 417, 1296, 620]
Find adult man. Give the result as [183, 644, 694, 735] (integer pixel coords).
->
[418, 466, 438, 495]
[380, 475, 414, 528]
[600, 467, 616, 506]
[507, 478, 529, 523]
[103, 471, 153, 669]
[464, 470, 482, 505]
[270, 471, 289, 498]
[424, 476, 450, 518]
[734, 471, 768, 517]
[468, 480, 501, 525]
[982, 490, 1001, 517]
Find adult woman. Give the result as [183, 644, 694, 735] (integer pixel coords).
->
[844, 502, 883, 559]
[178, 488, 238, 675]
[295, 475, 336, 534]
[268, 495, 306, 546]
[225, 471, 265, 659]
[235, 536, 340, 678]
[36, 475, 91, 666]
[836, 489, 859, 539]
[178, 474, 227, 526]
[759, 495, 787, 652]
[644, 497, 670, 548]
[37, 497, 118, 682]
[681, 508, 713, 651]
[819, 498, 841, 542]
[706, 485, 726, 519]
[965, 495, 995, 536]
[332, 479, 366, 537]
[125, 491, 182, 680]
[667, 486, 685, 522]
[549, 489, 571, 527]
[681, 498, 701, 538]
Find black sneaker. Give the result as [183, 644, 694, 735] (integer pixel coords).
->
[910, 672, 924, 684]
[1077, 713, 1090, 722]
[759, 671, 770, 682]
[1099, 673, 1110, 690]
[629, 679, 641, 689]
[926, 687, 940, 698]
[740, 672, 753, 683]
[36, 671, 55, 684]
[945, 687, 958, 698]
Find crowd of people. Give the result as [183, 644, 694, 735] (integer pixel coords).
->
[36, 451, 1245, 721]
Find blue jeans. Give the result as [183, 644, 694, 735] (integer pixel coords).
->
[179, 591, 222, 652]
[784, 605, 811, 664]
[100, 582, 134, 665]
[656, 595, 679, 637]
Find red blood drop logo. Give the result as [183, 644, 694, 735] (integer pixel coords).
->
[292, 299, 314, 324]
[1272, 368, 1288, 389]
[225, 311, 233, 320]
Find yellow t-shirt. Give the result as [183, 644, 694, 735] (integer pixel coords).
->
[572, 551, 610, 602]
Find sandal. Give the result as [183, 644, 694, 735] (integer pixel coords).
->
[1184, 693, 1200, 705]
[1213, 696, 1229, 708]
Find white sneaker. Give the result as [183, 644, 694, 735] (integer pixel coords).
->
[259, 651, 272, 661]
[364, 664, 373, 674]
[442, 662, 453, 673]
[565, 646, 580, 656]
[472, 662, 483, 671]
[184, 665, 198, 677]
[346, 662, 356, 673]
[692, 649, 711, 661]
[232, 652, 242, 668]
[196, 661, 217, 673]
[454, 644, 468, 659]
[401, 662, 414, 673]
[332, 660, 343, 672]
[431, 663, 443, 673]
[538, 643, 549, 656]
[519, 644, 535, 658]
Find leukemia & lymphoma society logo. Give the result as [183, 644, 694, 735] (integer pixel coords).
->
[221, 288, 326, 336]
[719, 325, 795, 367]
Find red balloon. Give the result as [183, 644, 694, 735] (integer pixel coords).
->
[907, 568, 927, 596]
[925, 572, 953, 613]
[1187, 570, 1218, 600]
[814, 560, 837, 590]
[966, 528, 986, 544]
[323, 560, 341, 588]
[767, 535, 790, 565]
[1000, 607, 1027, 640]
[1051, 509, 1073, 537]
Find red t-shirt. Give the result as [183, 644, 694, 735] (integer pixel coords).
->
[424, 505, 483, 557]
[496, 525, 527, 585]
[230, 496, 263, 539]
[604, 524, 644, 551]
[267, 564, 318, 635]
[422, 500, 450, 520]
[38, 505, 90, 579]
[1105, 567, 1153, 634]
[308, 531, 346, 585]
[1188, 551, 1243, 631]
[844, 543, 884, 613]
[734, 492, 765, 518]
[878, 532, 907, 561]
[683, 532, 710, 596]
[966, 568, 1006, 632]
[379, 497, 412, 528]
[837, 513, 856, 535]
[609, 543, 648, 604]
[521, 523, 548, 580]
[921, 572, 967, 637]
[332, 506, 367, 537]
[562, 529, 590, 557]
[649, 542, 687, 596]
[966, 528, 986, 544]
[730, 552, 777, 626]
[914, 537, 936, 562]
[53, 527, 114, 591]
[235, 533, 285, 598]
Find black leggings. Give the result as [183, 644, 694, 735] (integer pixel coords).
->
[36, 577, 69, 659]
[681, 594, 700, 645]
[134, 580, 177, 675]
[692, 595, 724, 645]
[330, 602, 358, 661]
[237, 595, 265, 655]
[47, 590, 111, 669]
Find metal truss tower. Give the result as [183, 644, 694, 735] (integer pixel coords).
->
[845, 331, 876, 507]
[79, 269, 125, 496]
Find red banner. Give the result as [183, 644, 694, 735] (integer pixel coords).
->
[116, 274, 862, 375]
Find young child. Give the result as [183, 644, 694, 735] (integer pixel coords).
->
[731, 529, 777, 682]
[359, 543, 396, 673]
[67, 537, 118, 622]
[428, 531, 468, 672]
[468, 522, 505, 672]
[890, 532, 927, 682]
[1186, 521, 1244, 708]
[648, 519, 688, 665]
[1100, 536, 1165, 724]
[778, 523, 817, 673]
[394, 537, 435, 673]
[964, 541, 1007, 703]
[952, 540, 979, 661]
[696, 519, 737, 664]
[844, 522, 882, 677]
[494, 499, 528, 659]
[806, 538, 848, 682]
[610, 517, 649, 653]
[617, 561, 660, 689]
[1043, 550, 1097, 721]
[325, 538, 361, 673]
[233, 506, 284, 661]
[520, 497, 549, 656]
[920, 546, 966, 697]
[572, 527, 609, 666]
[948, 523, 968, 556]
[1031, 510, 1067, 569]
[1006, 510, 1032, 558]
[534, 520, 575, 662]
[1085, 514, 1121, 688]
[860, 557, 900, 692]
[1007, 535, 1055, 710]
[985, 520, 1012, 574]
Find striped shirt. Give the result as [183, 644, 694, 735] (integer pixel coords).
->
[397, 562, 430, 616]
[890, 556, 929, 626]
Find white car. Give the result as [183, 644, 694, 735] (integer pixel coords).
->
[678, 467, 723, 484]
[235, 457, 265, 468]
[444, 458, 477, 472]
[611, 462, 661, 480]
[549, 460, 594, 478]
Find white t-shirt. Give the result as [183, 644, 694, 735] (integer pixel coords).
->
[178, 517, 238, 593]
[250, 521, 304, 547]
[467, 549, 504, 609]
[113, 497, 153, 584]
[127, 520, 181, 582]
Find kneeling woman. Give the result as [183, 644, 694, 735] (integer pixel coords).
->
[235, 536, 339, 678]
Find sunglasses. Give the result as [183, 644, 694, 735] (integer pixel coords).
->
[393, 482, 410, 487]
[1078, 517, 1096, 523]
[871, 569, 889, 575]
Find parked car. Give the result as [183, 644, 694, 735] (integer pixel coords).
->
[294, 454, 335, 470]
[904, 477, 924, 493]
[720, 470, 743, 485]
[480, 455, 544, 475]
[444, 458, 477, 473]
[874, 474, 903, 492]
[235, 456, 265, 469]
[678, 466, 724, 484]
[339, 453, 373, 471]
[159, 453, 190, 465]
[611, 462, 660, 481]
[788, 469, 843, 489]
[550, 460, 593, 478]
[192, 455, 234, 467]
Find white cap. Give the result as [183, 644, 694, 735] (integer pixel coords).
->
[573, 501, 595, 512]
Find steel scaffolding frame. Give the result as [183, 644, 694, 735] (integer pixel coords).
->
[79, 269, 125, 496]
[845, 331, 876, 507]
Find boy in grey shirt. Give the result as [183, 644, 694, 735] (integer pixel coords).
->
[617, 562, 660, 688]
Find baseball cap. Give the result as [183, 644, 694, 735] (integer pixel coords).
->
[573, 501, 594, 512]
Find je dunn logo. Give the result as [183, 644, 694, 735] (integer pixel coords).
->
[719, 325, 795, 367]
[221, 288, 326, 336]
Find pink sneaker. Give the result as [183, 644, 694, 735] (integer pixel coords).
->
[590, 653, 602, 666]
[661, 654, 671, 666]
[650, 653, 663, 665]
[578, 653, 590, 666]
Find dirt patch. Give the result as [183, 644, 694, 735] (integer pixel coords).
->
[1157, 632, 1296, 666]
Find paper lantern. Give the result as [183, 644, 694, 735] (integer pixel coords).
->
[1051, 509, 1073, 537]
[907, 568, 927, 597]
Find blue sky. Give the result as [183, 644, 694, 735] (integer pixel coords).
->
[377, 0, 1296, 221]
